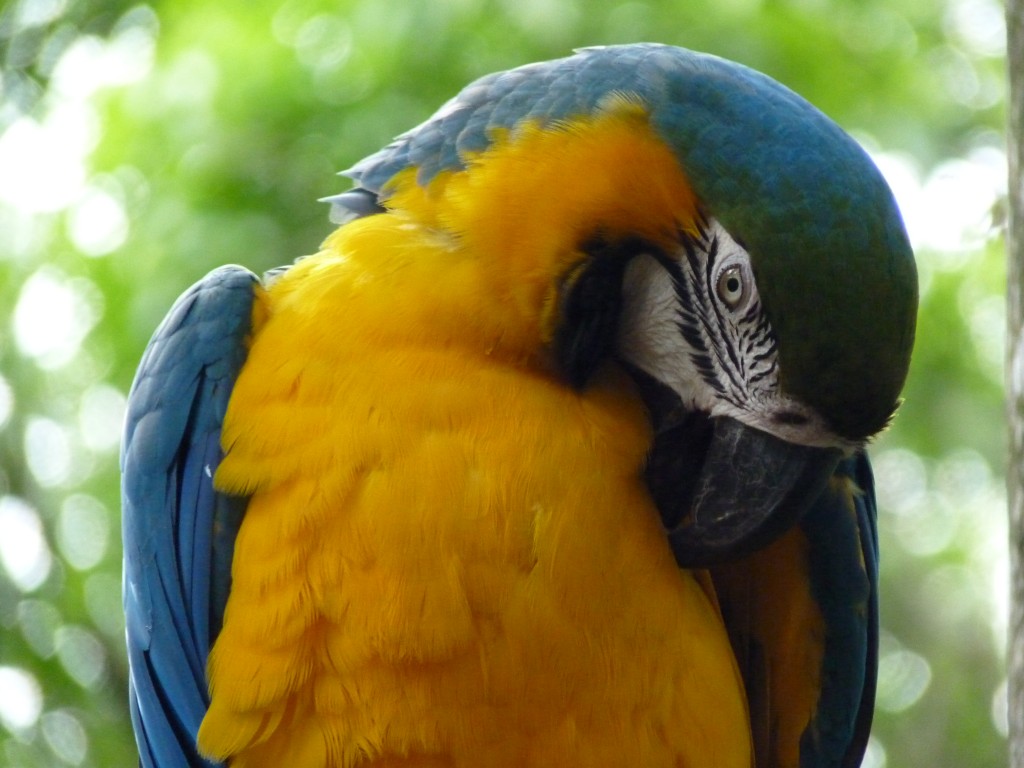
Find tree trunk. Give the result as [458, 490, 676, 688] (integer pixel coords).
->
[1008, 0, 1024, 762]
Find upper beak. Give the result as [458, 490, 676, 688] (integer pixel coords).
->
[645, 413, 843, 568]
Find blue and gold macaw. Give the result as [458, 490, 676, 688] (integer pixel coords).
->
[122, 44, 916, 768]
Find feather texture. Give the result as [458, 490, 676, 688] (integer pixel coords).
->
[196, 111, 750, 767]
[122, 266, 257, 768]
[121, 44, 899, 768]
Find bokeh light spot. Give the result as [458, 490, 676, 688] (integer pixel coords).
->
[920, 154, 1006, 254]
[0, 374, 13, 430]
[0, 666, 43, 732]
[16, 599, 61, 658]
[67, 183, 128, 256]
[41, 709, 88, 765]
[294, 14, 353, 71]
[871, 146, 1006, 258]
[13, 268, 102, 369]
[50, 21, 156, 98]
[967, 293, 1005, 384]
[877, 644, 932, 713]
[891, 490, 957, 557]
[862, 737, 887, 768]
[991, 679, 1008, 737]
[25, 417, 72, 488]
[0, 495, 53, 592]
[0, 113, 90, 213]
[934, 448, 993, 506]
[57, 494, 109, 571]
[946, 0, 1006, 57]
[55, 625, 106, 690]
[13, 0, 68, 29]
[873, 448, 928, 514]
[78, 383, 126, 453]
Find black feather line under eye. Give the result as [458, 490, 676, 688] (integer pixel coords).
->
[678, 312, 709, 363]
[740, 300, 760, 325]
[712, 301, 745, 381]
[688, 353, 726, 394]
[747, 368, 773, 386]
[673, 233, 730, 395]
[701, 237, 746, 392]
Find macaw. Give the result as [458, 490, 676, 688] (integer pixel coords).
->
[122, 43, 916, 768]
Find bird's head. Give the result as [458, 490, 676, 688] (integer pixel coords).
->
[327, 44, 917, 567]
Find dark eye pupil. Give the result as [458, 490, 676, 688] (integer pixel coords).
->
[717, 267, 744, 306]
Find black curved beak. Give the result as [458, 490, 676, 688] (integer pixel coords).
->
[645, 413, 843, 568]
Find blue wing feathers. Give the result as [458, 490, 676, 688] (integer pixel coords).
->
[799, 451, 879, 768]
[845, 456, 879, 768]
[122, 265, 259, 767]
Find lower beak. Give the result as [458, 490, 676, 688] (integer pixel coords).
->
[645, 414, 843, 568]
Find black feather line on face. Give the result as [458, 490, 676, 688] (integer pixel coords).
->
[671, 229, 741, 406]
[667, 221, 781, 413]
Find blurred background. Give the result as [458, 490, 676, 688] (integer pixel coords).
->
[0, 0, 1008, 765]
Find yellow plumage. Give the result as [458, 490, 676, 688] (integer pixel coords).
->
[712, 529, 825, 768]
[197, 107, 751, 767]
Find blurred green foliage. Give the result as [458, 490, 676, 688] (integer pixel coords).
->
[0, 0, 1008, 766]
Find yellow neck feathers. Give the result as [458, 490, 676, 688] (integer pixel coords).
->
[321, 103, 700, 353]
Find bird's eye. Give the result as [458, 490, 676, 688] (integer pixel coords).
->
[716, 266, 746, 309]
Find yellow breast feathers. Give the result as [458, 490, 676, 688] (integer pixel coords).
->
[197, 107, 751, 767]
